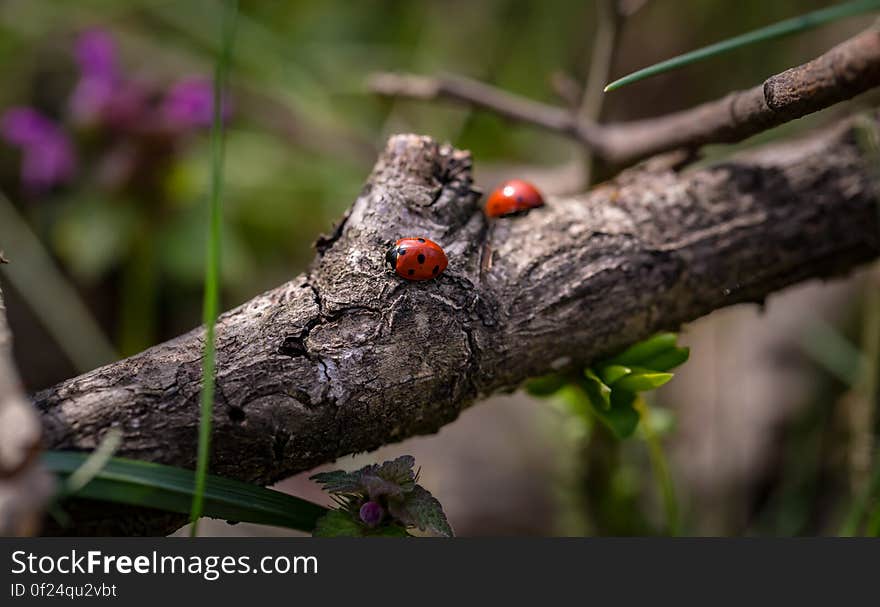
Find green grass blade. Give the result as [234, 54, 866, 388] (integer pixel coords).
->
[636, 398, 679, 535]
[45, 452, 327, 532]
[191, 0, 239, 537]
[604, 0, 880, 92]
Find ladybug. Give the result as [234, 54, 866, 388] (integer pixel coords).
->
[485, 179, 545, 218]
[385, 237, 448, 281]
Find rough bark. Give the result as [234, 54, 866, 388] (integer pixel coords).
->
[35, 115, 880, 535]
[370, 27, 880, 166]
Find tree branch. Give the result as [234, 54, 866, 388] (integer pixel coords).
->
[369, 27, 880, 167]
[368, 71, 597, 141]
[0, 273, 54, 536]
[35, 113, 880, 535]
[579, 0, 627, 186]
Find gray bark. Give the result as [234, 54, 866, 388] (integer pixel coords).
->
[35, 116, 880, 535]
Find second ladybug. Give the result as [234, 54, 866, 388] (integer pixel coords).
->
[385, 237, 448, 281]
[485, 179, 545, 218]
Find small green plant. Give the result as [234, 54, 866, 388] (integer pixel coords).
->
[46, 451, 455, 537]
[528, 332, 689, 439]
[528, 333, 688, 535]
[311, 455, 453, 537]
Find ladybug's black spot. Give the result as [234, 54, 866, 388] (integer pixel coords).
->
[432, 265, 440, 275]
[417, 254, 426, 264]
[517, 196, 524, 203]
[398, 248, 406, 255]
[417, 238, 426, 243]
[408, 269, 415, 276]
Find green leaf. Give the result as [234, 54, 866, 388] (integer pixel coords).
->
[557, 385, 591, 419]
[45, 452, 327, 532]
[375, 455, 417, 491]
[309, 470, 363, 494]
[312, 510, 411, 537]
[525, 374, 567, 396]
[598, 364, 632, 386]
[604, 0, 880, 92]
[360, 476, 408, 499]
[573, 376, 641, 439]
[388, 485, 454, 537]
[312, 510, 365, 537]
[604, 333, 678, 367]
[592, 389, 641, 439]
[613, 372, 674, 393]
[583, 368, 612, 410]
[640, 347, 690, 372]
[311, 455, 417, 500]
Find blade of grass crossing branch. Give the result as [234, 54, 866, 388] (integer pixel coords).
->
[604, 0, 880, 92]
[190, 0, 238, 537]
[46, 452, 328, 532]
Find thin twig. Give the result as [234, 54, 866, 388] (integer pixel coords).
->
[579, 0, 625, 184]
[369, 27, 880, 167]
[580, 0, 623, 125]
[368, 71, 597, 141]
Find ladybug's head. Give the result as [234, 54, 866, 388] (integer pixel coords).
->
[384, 245, 399, 271]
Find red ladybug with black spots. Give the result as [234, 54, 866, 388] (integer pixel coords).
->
[485, 179, 545, 218]
[385, 237, 448, 281]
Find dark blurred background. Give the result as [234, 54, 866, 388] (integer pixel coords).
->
[0, 0, 877, 536]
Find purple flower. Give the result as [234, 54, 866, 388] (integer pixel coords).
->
[69, 29, 128, 126]
[1, 107, 56, 146]
[161, 77, 232, 129]
[1, 107, 75, 193]
[70, 30, 231, 134]
[358, 501, 385, 528]
[74, 29, 118, 82]
[21, 138, 76, 193]
[69, 78, 115, 125]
